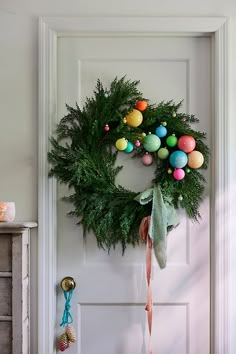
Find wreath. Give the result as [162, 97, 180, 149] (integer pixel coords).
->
[48, 77, 209, 268]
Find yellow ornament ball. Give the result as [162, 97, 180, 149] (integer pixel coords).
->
[125, 109, 143, 127]
[188, 151, 204, 169]
[115, 138, 128, 151]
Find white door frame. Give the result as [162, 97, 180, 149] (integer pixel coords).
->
[38, 17, 229, 354]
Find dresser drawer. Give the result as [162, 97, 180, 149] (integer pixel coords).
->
[0, 235, 12, 272]
[0, 277, 12, 316]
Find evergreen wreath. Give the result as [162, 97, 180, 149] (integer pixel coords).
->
[48, 77, 209, 254]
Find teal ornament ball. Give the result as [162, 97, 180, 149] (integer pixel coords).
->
[155, 125, 167, 138]
[169, 150, 188, 168]
[166, 135, 178, 147]
[143, 134, 161, 152]
[158, 147, 169, 159]
[124, 141, 134, 153]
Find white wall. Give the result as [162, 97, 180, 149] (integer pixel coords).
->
[0, 1, 235, 353]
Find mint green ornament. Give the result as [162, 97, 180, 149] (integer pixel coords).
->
[143, 134, 161, 152]
[166, 134, 178, 147]
[158, 147, 169, 159]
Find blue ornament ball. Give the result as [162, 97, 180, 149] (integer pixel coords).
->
[169, 150, 188, 168]
[124, 141, 134, 153]
[155, 125, 167, 138]
[143, 134, 161, 152]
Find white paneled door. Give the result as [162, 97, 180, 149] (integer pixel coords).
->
[56, 35, 210, 354]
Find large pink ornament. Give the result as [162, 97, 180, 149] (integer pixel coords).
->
[173, 168, 185, 180]
[142, 153, 153, 166]
[177, 135, 196, 153]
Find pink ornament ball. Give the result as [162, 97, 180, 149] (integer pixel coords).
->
[173, 168, 185, 180]
[135, 140, 141, 147]
[104, 124, 110, 132]
[178, 135, 196, 153]
[142, 153, 153, 166]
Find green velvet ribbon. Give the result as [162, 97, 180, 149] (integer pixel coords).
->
[135, 185, 178, 269]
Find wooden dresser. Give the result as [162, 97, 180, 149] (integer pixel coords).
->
[0, 222, 37, 354]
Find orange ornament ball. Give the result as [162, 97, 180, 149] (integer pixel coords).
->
[188, 151, 204, 169]
[125, 109, 143, 127]
[135, 100, 148, 111]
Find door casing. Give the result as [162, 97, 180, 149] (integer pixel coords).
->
[38, 16, 229, 354]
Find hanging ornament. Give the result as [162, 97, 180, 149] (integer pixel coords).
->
[141, 132, 146, 139]
[161, 121, 167, 127]
[115, 138, 128, 151]
[155, 125, 167, 138]
[135, 100, 148, 111]
[135, 140, 141, 147]
[143, 134, 161, 152]
[187, 151, 204, 169]
[178, 135, 196, 153]
[172, 112, 177, 118]
[157, 147, 169, 160]
[104, 124, 110, 132]
[166, 134, 178, 147]
[178, 195, 183, 201]
[104, 92, 109, 98]
[173, 168, 185, 181]
[123, 117, 127, 124]
[169, 150, 188, 168]
[142, 153, 153, 166]
[58, 279, 76, 352]
[124, 141, 134, 153]
[66, 325, 77, 343]
[58, 333, 71, 352]
[125, 109, 143, 127]
[168, 168, 172, 174]
[186, 167, 191, 173]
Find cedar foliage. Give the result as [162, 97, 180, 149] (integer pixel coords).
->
[48, 77, 209, 251]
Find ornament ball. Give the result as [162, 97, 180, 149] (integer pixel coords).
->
[124, 141, 134, 153]
[125, 109, 143, 127]
[188, 151, 204, 169]
[135, 140, 141, 147]
[158, 147, 169, 159]
[135, 100, 148, 111]
[178, 135, 196, 153]
[168, 168, 172, 174]
[155, 125, 167, 138]
[104, 124, 110, 132]
[178, 195, 183, 201]
[115, 138, 128, 151]
[143, 134, 161, 152]
[166, 134, 178, 147]
[173, 168, 185, 181]
[169, 150, 188, 168]
[142, 153, 153, 166]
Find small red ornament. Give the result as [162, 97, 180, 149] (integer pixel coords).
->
[135, 100, 148, 111]
[104, 124, 110, 131]
[135, 140, 141, 147]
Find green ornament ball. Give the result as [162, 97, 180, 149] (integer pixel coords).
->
[158, 147, 169, 159]
[143, 134, 161, 152]
[166, 135, 178, 147]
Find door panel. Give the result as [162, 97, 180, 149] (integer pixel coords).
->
[56, 35, 210, 354]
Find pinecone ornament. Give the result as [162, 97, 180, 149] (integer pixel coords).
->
[58, 333, 70, 352]
[66, 325, 77, 343]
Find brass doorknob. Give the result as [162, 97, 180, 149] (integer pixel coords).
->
[60, 276, 76, 291]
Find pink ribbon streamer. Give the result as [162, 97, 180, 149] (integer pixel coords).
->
[139, 216, 153, 354]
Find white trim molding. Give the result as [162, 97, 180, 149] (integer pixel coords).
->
[38, 17, 229, 354]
